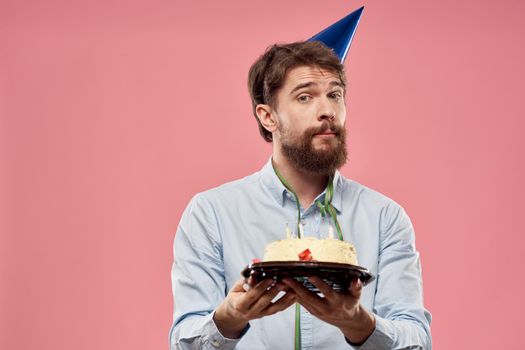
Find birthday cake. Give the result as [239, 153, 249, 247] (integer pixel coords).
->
[263, 237, 358, 265]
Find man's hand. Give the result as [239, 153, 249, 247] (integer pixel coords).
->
[282, 276, 375, 344]
[213, 278, 296, 339]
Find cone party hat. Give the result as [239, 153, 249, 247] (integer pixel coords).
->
[308, 6, 364, 62]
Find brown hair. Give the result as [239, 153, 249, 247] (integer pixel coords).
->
[248, 41, 346, 142]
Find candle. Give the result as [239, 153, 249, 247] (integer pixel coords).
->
[299, 223, 304, 239]
[286, 224, 291, 239]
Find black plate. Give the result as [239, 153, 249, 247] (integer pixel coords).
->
[241, 261, 374, 293]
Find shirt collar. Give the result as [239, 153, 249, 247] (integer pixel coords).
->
[260, 158, 288, 207]
[259, 157, 343, 213]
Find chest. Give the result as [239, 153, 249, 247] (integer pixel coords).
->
[217, 199, 381, 307]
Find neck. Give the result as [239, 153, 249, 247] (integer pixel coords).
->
[272, 152, 330, 209]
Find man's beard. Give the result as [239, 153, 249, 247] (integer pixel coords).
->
[279, 121, 347, 176]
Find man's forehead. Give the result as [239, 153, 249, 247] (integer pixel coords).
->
[284, 65, 343, 88]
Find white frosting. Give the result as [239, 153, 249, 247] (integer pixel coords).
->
[263, 237, 358, 265]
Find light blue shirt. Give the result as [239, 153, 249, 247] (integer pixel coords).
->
[170, 159, 432, 349]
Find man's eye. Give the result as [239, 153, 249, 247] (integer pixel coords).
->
[298, 95, 311, 102]
[329, 91, 343, 100]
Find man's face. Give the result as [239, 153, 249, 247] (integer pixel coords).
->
[272, 65, 347, 175]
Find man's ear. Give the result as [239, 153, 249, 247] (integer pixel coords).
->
[255, 104, 278, 133]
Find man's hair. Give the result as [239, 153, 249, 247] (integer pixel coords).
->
[248, 41, 346, 142]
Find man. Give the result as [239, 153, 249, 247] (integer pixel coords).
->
[170, 13, 431, 350]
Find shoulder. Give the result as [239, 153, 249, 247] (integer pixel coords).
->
[338, 175, 400, 209]
[338, 175, 411, 229]
[176, 171, 262, 240]
[190, 170, 261, 208]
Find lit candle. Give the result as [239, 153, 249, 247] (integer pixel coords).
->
[299, 223, 304, 239]
[328, 225, 334, 239]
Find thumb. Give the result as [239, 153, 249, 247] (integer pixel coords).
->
[349, 278, 362, 298]
[230, 278, 247, 293]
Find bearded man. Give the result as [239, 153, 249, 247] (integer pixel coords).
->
[169, 41, 431, 350]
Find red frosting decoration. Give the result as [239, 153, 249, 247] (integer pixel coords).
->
[251, 258, 261, 263]
[298, 249, 313, 261]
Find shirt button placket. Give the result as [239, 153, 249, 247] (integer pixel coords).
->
[301, 305, 314, 350]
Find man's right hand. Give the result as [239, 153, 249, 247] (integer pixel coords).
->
[213, 278, 296, 339]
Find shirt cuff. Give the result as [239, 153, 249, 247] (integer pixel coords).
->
[346, 316, 394, 350]
[204, 311, 250, 350]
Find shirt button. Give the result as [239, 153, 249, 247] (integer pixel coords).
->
[211, 339, 222, 347]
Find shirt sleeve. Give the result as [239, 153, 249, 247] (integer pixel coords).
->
[351, 203, 432, 350]
[169, 194, 249, 350]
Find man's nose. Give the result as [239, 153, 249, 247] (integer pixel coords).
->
[318, 98, 336, 122]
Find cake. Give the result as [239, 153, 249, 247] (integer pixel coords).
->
[263, 236, 358, 265]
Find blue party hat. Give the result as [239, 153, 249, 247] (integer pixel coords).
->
[308, 6, 364, 62]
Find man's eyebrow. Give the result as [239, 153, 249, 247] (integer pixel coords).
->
[329, 80, 344, 89]
[290, 82, 316, 95]
[289, 81, 344, 95]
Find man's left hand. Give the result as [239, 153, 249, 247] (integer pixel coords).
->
[282, 276, 375, 344]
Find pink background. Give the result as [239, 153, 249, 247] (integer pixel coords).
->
[2, 0, 524, 349]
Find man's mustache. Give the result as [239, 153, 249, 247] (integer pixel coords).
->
[306, 122, 345, 137]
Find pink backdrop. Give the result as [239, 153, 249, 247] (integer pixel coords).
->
[2, 0, 524, 349]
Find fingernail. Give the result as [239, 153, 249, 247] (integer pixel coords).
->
[242, 283, 252, 292]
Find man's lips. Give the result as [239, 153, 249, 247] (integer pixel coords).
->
[313, 131, 337, 136]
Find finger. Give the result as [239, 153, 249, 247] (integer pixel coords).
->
[252, 279, 275, 294]
[280, 277, 306, 292]
[282, 278, 327, 311]
[349, 278, 362, 298]
[249, 284, 287, 314]
[230, 278, 248, 293]
[308, 276, 337, 300]
[245, 276, 257, 287]
[262, 291, 296, 316]
[282, 278, 318, 299]
[250, 276, 258, 286]
[237, 279, 274, 309]
[242, 276, 259, 291]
